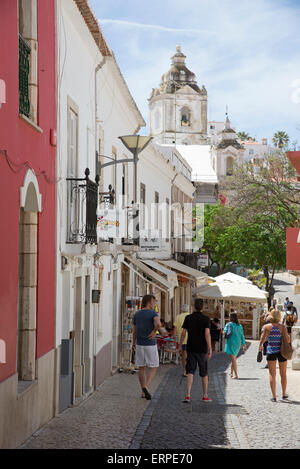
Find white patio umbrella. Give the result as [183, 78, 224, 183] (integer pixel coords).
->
[194, 280, 268, 329]
[215, 272, 252, 284]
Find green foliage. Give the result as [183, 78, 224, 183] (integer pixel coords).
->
[237, 131, 251, 141]
[272, 131, 290, 149]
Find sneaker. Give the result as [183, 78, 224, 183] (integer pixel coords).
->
[183, 396, 191, 403]
[270, 397, 277, 402]
[202, 396, 212, 402]
[282, 395, 289, 400]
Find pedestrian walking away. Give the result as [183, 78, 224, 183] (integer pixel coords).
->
[132, 294, 167, 400]
[284, 297, 290, 312]
[223, 312, 247, 379]
[210, 317, 221, 353]
[173, 304, 190, 377]
[179, 298, 212, 403]
[259, 309, 291, 402]
[261, 314, 271, 368]
[282, 305, 298, 335]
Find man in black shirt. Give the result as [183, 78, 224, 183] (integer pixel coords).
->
[179, 298, 212, 403]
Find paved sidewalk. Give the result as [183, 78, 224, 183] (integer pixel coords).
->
[21, 342, 300, 449]
[139, 341, 300, 450]
[21, 365, 171, 449]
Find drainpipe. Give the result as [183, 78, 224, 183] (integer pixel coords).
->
[95, 57, 106, 160]
[93, 57, 106, 370]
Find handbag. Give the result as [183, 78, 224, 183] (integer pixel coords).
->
[280, 325, 293, 360]
[224, 323, 232, 340]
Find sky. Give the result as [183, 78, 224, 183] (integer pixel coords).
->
[90, 0, 300, 145]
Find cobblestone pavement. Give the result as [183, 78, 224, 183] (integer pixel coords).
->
[139, 341, 300, 450]
[21, 365, 171, 449]
[21, 342, 300, 449]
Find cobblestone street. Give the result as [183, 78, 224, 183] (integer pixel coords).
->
[22, 341, 300, 450]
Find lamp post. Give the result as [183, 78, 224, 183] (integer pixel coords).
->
[118, 135, 153, 204]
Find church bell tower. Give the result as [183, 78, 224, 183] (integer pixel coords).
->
[149, 46, 208, 145]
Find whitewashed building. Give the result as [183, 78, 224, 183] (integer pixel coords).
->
[55, 0, 146, 410]
[241, 138, 272, 162]
[55, 0, 107, 412]
[94, 45, 146, 386]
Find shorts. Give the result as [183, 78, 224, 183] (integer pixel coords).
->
[135, 345, 159, 368]
[266, 353, 287, 363]
[186, 352, 208, 377]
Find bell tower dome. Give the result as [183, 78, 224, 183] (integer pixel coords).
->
[149, 46, 208, 145]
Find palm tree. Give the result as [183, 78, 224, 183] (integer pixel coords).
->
[272, 131, 289, 149]
[237, 131, 251, 141]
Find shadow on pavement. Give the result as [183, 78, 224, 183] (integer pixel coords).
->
[279, 400, 300, 405]
[139, 343, 252, 449]
[235, 378, 259, 381]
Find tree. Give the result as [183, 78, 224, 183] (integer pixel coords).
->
[224, 213, 286, 305]
[220, 150, 300, 226]
[237, 131, 251, 141]
[272, 131, 290, 149]
[197, 204, 236, 275]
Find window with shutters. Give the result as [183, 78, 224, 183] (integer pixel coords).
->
[18, 0, 38, 123]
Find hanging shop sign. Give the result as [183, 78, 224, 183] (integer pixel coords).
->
[197, 253, 209, 267]
[97, 208, 127, 241]
[139, 230, 161, 251]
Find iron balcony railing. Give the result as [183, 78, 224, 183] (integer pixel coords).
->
[66, 168, 99, 244]
[19, 34, 30, 118]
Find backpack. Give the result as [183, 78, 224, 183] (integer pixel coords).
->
[286, 313, 295, 327]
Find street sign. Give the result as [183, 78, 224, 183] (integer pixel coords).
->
[197, 254, 209, 266]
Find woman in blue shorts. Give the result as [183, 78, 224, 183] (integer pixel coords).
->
[259, 309, 290, 402]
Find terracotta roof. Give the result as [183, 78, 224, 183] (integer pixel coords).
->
[241, 141, 259, 144]
[74, 0, 112, 56]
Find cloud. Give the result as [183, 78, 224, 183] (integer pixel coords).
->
[92, 0, 300, 142]
[99, 18, 217, 36]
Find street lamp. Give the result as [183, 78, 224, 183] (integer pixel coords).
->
[118, 135, 153, 204]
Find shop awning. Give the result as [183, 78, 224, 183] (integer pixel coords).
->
[141, 260, 179, 288]
[124, 255, 174, 298]
[194, 281, 268, 303]
[158, 259, 214, 287]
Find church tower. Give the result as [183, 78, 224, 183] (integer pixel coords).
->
[212, 115, 245, 178]
[149, 46, 208, 145]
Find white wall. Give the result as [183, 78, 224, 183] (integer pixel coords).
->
[56, 0, 103, 354]
[138, 144, 174, 260]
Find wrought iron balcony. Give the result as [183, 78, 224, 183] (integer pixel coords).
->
[66, 169, 99, 244]
[19, 34, 30, 118]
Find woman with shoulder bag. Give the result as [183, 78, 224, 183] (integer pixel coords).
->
[259, 309, 291, 402]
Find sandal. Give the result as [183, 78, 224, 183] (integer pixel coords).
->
[142, 387, 152, 400]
